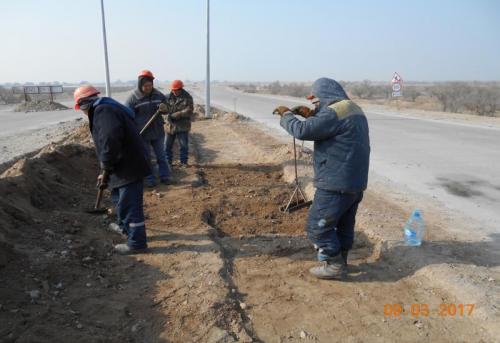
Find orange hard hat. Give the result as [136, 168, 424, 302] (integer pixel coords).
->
[138, 70, 155, 79]
[74, 85, 100, 110]
[171, 79, 184, 91]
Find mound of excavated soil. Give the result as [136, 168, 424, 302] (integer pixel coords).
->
[212, 111, 246, 122]
[193, 104, 205, 119]
[0, 129, 137, 341]
[0, 142, 99, 256]
[193, 103, 247, 122]
[0, 123, 92, 269]
[0, 142, 102, 272]
[14, 100, 69, 112]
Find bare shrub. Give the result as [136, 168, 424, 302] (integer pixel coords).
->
[428, 82, 500, 116]
[348, 80, 389, 99]
[404, 87, 422, 102]
[428, 82, 472, 112]
[463, 87, 500, 116]
[0, 86, 23, 105]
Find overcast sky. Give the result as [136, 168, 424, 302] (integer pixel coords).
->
[1, 0, 499, 83]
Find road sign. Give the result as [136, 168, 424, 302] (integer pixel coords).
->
[391, 72, 403, 97]
[392, 72, 403, 84]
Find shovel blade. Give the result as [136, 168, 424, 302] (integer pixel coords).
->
[85, 207, 108, 215]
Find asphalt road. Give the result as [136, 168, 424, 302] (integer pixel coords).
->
[0, 107, 79, 137]
[191, 85, 500, 237]
[0, 93, 132, 137]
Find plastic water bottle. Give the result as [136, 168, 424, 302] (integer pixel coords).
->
[404, 209, 424, 246]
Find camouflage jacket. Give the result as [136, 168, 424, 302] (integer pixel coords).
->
[163, 89, 194, 134]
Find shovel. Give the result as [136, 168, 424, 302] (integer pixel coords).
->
[85, 170, 109, 214]
[280, 137, 312, 213]
[140, 103, 168, 135]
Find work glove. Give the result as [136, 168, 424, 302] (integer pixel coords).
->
[96, 170, 110, 190]
[171, 111, 181, 120]
[158, 103, 169, 114]
[272, 106, 292, 117]
[291, 105, 314, 118]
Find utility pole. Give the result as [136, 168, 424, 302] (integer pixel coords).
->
[100, 0, 111, 97]
[205, 0, 210, 117]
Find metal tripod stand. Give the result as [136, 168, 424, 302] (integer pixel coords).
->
[280, 137, 312, 213]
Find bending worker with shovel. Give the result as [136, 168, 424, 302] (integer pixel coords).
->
[273, 78, 370, 279]
[74, 85, 151, 255]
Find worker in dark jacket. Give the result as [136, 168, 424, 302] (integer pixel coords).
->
[274, 78, 370, 279]
[125, 70, 170, 186]
[164, 80, 194, 167]
[74, 85, 151, 254]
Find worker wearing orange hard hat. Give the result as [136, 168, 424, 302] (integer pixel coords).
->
[163, 79, 194, 167]
[74, 85, 151, 255]
[125, 70, 170, 187]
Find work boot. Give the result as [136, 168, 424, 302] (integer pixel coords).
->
[341, 249, 349, 267]
[309, 256, 346, 280]
[107, 223, 123, 235]
[160, 178, 172, 185]
[145, 181, 157, 188]
[114, 244, 148, 255]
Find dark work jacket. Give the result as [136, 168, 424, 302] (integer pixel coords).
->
[125, 88, 166, 141]
[88, 97, 151, 189]
[280, 78, 370, 192]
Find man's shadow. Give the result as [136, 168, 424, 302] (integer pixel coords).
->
[148, 228, 500, 283]
[346, 233, 500, 282]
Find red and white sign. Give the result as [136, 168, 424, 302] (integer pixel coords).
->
[392, 72, 403, 84]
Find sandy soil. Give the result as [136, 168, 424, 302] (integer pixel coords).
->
[0, 115, 498, 342]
